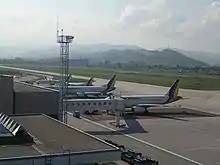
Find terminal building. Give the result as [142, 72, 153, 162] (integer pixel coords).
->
[0, 75, 121, 165]
[0, 75, 59, 119]
[0, 113, 120, 165]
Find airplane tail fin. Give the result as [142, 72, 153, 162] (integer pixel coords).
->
[165, 79, 180, 100]
[86, 77, 94, 86]
[107, 74, 116, 90]
[102, 74, 117, 92]
[68, 74, 72, 81]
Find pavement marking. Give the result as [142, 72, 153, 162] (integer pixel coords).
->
[69, 112, 204, 165]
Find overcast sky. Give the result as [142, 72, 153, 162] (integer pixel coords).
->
[1, 0, 220, 52]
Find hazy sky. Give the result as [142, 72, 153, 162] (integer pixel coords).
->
[1, 0, 220, 52]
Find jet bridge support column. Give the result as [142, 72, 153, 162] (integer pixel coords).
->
[115, 110, 120, 127]
[111, 98, 125, 128]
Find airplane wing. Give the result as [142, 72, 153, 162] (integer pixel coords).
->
[76, 92, 102, 97]
[75, 91, 110, 98]
[82, 92, 101, 95]
[136, 104, 170, 108]
[67, 93, 107, 99]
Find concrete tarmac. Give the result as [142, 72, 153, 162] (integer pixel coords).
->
[96, 116, 220, 165]
[67, 113, 203, 165]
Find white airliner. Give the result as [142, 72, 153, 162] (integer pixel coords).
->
[68, 77, 94, 86]
[50, 75, 116, 97]
[108, 79, 182, 112]
[36, 79, 59, 85]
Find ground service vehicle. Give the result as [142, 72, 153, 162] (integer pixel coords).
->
[104, 139, 159, 165]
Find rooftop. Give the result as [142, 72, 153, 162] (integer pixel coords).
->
[0, 114, 116, 159]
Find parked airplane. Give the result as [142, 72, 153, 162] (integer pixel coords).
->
[108, 79, 182, 112]
[36, 79, 59, 85]
[51, 75, 117, 97]
[68, 77, 94, 86]
[36, 76, 94, 86]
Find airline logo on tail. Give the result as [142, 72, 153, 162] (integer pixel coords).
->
[165, 79, 181, 102]
[102, 75, 117, 93]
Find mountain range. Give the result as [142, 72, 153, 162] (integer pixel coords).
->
[173, 49, 220, 66]
[84, 48, 208, 66]
[0, 43, 219, 66]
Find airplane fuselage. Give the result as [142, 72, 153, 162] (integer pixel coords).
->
[37, 81, 88, 87]
[67, 86, 106, 93]
[68, 82, 87, 86]
[37, 80, 59, 85]
[49, 85, 109, 94]
[121, 95, 176, 108]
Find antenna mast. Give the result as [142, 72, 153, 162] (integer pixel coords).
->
[56, 20, 74, 123]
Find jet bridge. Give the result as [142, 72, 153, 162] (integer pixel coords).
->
[65, 98, 124, 127]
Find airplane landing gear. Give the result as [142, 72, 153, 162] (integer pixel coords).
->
[144, 107, 149, 113]
[131, 107, 135, 112]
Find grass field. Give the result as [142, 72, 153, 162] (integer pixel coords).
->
[2, 64, 220, 90]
